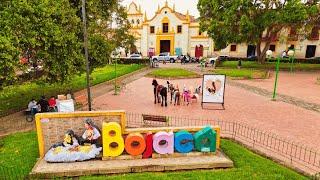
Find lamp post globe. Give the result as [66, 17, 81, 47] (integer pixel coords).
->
[288, 49, 295, 73]
[288, 50, 295, 57]
[266, 50, 273, 58]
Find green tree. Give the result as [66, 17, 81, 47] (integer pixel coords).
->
[0, 0, 134, 87]
[198, 0, 320, 63]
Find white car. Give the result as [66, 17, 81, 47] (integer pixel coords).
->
[152, 52, 178, 63]
[208, 55, 229, 64]
[128, 54, 142, 60]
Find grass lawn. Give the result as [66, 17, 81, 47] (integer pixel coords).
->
[0, 64, 144, 117]
[220, 61, 320, 71]
[213, 69, 269, 79]
[0, 131, 38, 179]
[0, 131, 306, 179]
[147, 68, 199, 78]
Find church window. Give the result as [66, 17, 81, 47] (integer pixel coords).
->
[198, 31, 202, 36]
[269, 45, 276, 52]
[150, 26, 155, 34]
[137, 19, 140, 24]
[177, 25, 182, 33]
[230, 45, 237, 52]
[163, 23, 169, 33]
[131, 19, 135, 24]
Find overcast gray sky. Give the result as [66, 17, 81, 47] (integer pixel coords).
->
[121, 0, 200, 18]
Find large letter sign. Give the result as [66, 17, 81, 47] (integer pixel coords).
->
[99, 122, 220, 159]
[102, 122, 125, 157]
[193, 126, 216, 152]
[125, 133, 146, 156]
[174, 130, 194, 153]
[153, 131, 174, 154]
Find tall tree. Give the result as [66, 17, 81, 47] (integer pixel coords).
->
[0, 0, 134, 87]
[198, 0, 320, 63]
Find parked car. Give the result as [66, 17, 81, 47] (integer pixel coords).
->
[208, 55, 229, 64]
[152, 52, 178, 63]
[128, 54, 142, 60]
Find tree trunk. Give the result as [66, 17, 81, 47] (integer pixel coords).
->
[257, 40, 272, 64]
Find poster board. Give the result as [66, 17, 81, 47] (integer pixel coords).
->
[56, 99, 75, 112]
[201, 74, 226, 108]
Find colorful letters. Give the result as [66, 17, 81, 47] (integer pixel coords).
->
[153, 131, 174, 154]
[102, 122, 219, 158]
[194, 126, 216, 152]
[174, 130, 194, 153]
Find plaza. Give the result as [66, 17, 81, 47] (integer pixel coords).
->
[1, 0, 320, 179]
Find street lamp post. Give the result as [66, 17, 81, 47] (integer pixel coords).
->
[288, 49, 295, 73]
[81, 0, 92, 111]
[114, 58, 118, 95]
[267, 50, 280, 101]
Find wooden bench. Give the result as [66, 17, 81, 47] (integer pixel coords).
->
[142, 114, 169, 126]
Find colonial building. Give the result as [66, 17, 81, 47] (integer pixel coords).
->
[127, 1, 320, 59]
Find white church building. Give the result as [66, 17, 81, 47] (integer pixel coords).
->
[127, 1, 320, 59]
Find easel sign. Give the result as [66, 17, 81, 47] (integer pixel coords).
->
[201, 74, 226, 109]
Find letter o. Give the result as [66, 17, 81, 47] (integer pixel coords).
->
[125, 133, 146, 156]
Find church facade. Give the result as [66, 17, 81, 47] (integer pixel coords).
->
[127, 1, 320, 59]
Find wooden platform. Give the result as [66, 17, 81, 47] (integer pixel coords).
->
[30, 150, 233, 178]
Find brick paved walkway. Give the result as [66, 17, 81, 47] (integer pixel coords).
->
[232, 71, 320, 104]
[158, 63, 320, 113]
[93, 76, 320, 150]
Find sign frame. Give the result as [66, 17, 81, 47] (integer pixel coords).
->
[201, 74, 226, 109]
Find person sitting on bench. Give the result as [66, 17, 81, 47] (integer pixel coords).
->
[27, 99, 38, 115]
[48, 96, 57, 112]
[37, 96, 49, 112]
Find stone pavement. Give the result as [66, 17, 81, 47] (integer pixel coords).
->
[233, 71, 320, 105]
[93, 76, 320, 150]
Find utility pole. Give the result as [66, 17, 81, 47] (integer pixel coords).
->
[81, 0, 92, 111]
